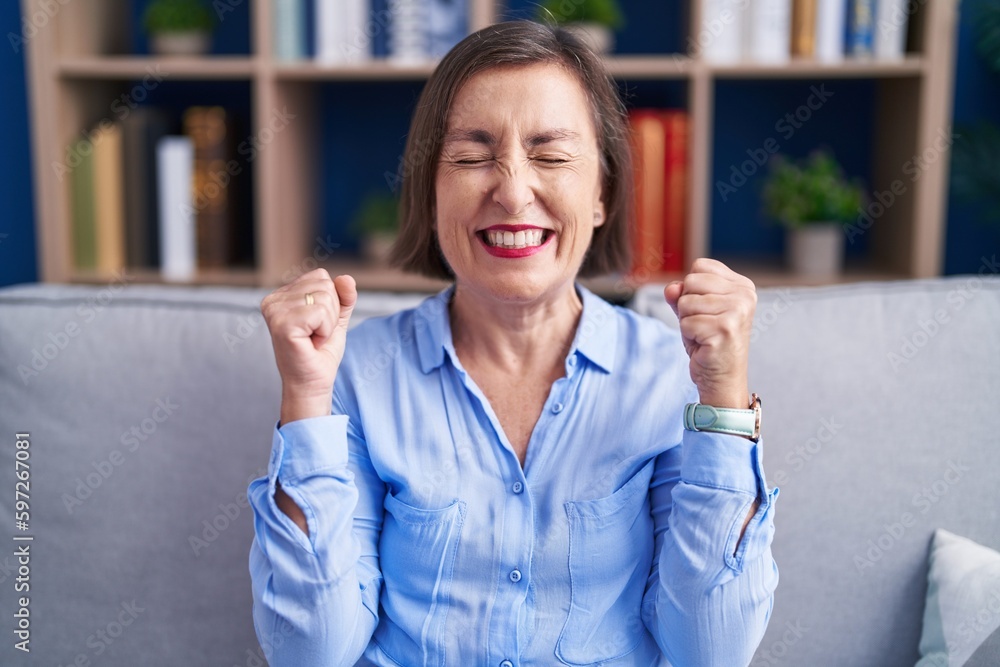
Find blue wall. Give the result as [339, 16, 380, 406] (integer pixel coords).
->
[1, 1, 997, 286]
[0, 0, 37, 286]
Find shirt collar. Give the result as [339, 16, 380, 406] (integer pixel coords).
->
[414, 282, 618, 375]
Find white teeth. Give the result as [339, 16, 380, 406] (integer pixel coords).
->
[484, 229, 547, 249]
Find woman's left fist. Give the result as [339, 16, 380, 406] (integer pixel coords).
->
[664, 258, 756, 409]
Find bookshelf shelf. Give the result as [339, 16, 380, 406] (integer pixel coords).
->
[603, 55, 694, 79]
[273, 62, 440, 81]
[708, 56, 925, 79]
[58, 57, 258, 80]
[70, 267, 260, 287]
[21, 0, 960, 293]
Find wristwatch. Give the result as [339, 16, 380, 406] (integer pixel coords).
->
[683, 393, 762, 442]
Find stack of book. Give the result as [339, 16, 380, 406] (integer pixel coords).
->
[67, 106, 252, 281]
[699, 0, 910, 64]
[272, 0, 469, 64]
[628, 109, 689, 277]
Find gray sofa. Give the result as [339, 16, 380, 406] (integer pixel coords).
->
[0, 274, 998, 666]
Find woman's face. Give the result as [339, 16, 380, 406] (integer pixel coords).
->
[434, 62, 606, 302]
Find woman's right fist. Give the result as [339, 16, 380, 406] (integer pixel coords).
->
[260, 269, 357, 421]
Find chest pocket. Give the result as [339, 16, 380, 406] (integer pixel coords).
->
[373, 491, 466, 667]
[557, 460, 655, 666]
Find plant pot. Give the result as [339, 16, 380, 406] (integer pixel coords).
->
[562, 23, 615, 54]
[361, 232, 397, 266]
[150, 31, 212, 56]
[786, 223, 844, 278]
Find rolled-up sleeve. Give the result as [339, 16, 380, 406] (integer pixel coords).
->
[247, 413, 386, 667]
[642, 428, 780, 667]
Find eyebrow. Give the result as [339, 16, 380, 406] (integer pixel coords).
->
[442, 128, 581, 148]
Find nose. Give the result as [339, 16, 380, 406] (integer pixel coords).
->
[491, 160, 535, 216]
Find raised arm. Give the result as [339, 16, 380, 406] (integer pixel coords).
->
[641, 258, 779, 665]
[248, 269, 384, 666]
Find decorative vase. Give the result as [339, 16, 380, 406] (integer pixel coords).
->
[362, 232, 397, 266]
[787, 223, 844, 278]
[562, 22, 615, 54]
[150, 31, 212, 56]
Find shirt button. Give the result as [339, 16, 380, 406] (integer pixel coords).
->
[552, 402, 564, 414]
[509, 569, 522, 583]
[512, 481, 523, 494]
[500, 661, 514, 667]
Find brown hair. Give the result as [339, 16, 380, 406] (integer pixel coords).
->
[388, 20, 633, 279]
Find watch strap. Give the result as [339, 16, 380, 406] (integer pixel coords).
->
[683, 394, 761, 441]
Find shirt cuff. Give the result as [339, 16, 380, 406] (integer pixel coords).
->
[680, 429, 769, 498]
[269, 414, 351, 484]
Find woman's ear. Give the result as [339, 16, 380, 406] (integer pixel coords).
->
[593, 200, 606, 228]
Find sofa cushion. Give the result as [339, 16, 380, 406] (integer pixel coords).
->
[915, 530, 1000, 667]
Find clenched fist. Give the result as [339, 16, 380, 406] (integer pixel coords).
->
[664, 258, 756, 410]
[260, 268, 358, 424]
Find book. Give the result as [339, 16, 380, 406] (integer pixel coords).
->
[183, 106, 237, 269]
[156, 136, 196, 282]
[69, 137, 97, 271]
[814, 0, 847, 62]
[91, 123, 126, 274]
[744, 0, 792, 64]
[316, 0, 371, 64]
[662, 111, 688, 273]
[426, 0, 468, 58]
[698, 0, 744, 63]
[791, 0, 817, 58]
[847, 0, 875, 57]
[274, 0, 306, 61]
[121, 107, 171, 269]
[874, 0, 908, 60]
[629, 111, 667, 276]
[388, 0, 427, 63]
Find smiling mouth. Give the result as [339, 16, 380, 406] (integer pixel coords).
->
[478, 229, 551, 249]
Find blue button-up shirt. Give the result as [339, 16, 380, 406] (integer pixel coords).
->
[248, 283, 779, 667]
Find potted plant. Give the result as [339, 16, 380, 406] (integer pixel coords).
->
[762, 150, 864, 278]
[351, 192, 399, 265]
[536, 0, 625, 54]
[142, 0, 216, 56]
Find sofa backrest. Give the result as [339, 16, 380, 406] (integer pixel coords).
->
[0, 282, 425, 666]
[634, 274, 1000, 666]
[2, 276, 998, 666]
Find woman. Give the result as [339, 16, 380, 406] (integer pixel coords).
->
[250, 20, 778, 667]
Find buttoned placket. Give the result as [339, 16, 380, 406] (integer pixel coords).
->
[448, 348, 584, 665]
